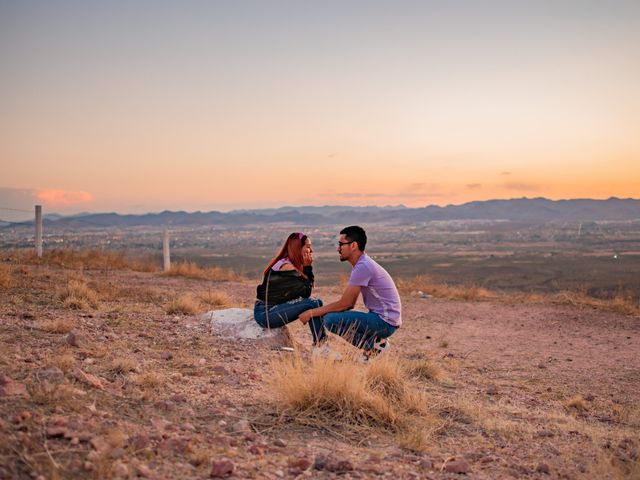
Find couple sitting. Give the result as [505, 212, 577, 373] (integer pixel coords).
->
[254, 225, 401, 359]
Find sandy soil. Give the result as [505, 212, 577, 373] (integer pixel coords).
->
[0, 262, 638, 479]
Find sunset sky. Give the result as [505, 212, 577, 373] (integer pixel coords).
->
[1, 1, 639, 220]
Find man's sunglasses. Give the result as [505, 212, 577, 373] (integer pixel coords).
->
[337, 241, 355, 248]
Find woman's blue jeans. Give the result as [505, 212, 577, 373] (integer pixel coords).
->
[254, 297, 323, 335]
[308, 310, 398, 350]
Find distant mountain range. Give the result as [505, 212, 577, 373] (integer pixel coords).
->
[3, 198, 639, 228]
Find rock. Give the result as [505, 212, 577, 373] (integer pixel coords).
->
[273, 438, 287, 447]
[136, 464, 152, 478]
[537, 430, 555, 438]
[536, 462, 550, 474]
[113, 462, 128, 478]
[161, 352, 173, 360]
[90, 436, 110, 453]
[205, 308, 293, 349]
[231, 419, 252, 434]
[65, 330, 84, 347]
[158, 437, 190, 455]
[419, 458, 433, 469]
[73, 369, 104, 390]
[288, 457, 312, 471]
[45, 427, 68, 438]
[248, 445, 263, 455]
[486, 384, 499, 395]
[584, 393, 595, 401]
[444, 458, 471, 474]
[37, 367, 65, 383]
[210, 458, 235, 478]
[129, 434, 150, 451]
[212, 366, 229, 376]
[537, 363, 546, 369]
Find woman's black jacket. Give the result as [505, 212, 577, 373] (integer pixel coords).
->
[255, 266, 314, 305]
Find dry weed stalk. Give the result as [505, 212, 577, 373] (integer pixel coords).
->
[164, 261, 241, 281]
[166, 294, 200, 315]
[107, 356, 138, 374]
[565, 394, 588, 412]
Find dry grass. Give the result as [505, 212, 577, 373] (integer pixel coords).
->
[48, 352, 76, 372]
[38, 318, 75, 334]
[133, 371, 166, 390]
[199, 290, 232, 308]
[9, 248, 158, 272]
[57, 278, 100, 310]
[166, 294, 200, 315]
[0, 264, 12, 288]
[265, 353, 439, 451]
[398, 275, 497, 301]
[404, 358, 446, 382]
[163, 261, 241, 281]
[398, 275, 640, 316]
[565, 394, 588, 412]
[107, 356, 138, 374]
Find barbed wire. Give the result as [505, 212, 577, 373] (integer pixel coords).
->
[0, 206, 33, 213]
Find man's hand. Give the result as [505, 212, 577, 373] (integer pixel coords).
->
[299, 310, 313, 324]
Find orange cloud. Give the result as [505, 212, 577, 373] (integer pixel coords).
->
[35, 189, 94, 205]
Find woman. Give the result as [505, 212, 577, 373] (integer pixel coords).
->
[254, 232, 323, 330]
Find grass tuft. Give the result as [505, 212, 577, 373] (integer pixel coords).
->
[199, 290, 232, 308]
[166, 294, 200, 315]
[38, 318, 75, 334]
[264, 352, 439, 450]
[58, 278, 99, 310]
[0, 264, 12, 288]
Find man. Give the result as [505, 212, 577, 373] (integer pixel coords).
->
[299, 225, 401, 358]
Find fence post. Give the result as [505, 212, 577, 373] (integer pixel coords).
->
[163, 229, 171, 272]
[35, 205, 43, 258]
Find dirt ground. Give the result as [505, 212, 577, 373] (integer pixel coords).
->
[0, 260, 638, 479]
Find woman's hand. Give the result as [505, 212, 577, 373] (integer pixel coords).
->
[302, 248, 313, 266]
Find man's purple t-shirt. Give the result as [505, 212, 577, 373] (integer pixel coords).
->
[348, 254, 402, 327]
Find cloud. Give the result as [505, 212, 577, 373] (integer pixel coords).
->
[466, 183, 482, 189]
[502, 182, 540, 192]
[500, 171, 511, 176]
[318, 191, 447, 199]
[35, 189, 94, 205]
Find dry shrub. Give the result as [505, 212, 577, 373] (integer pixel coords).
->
[585, 452, 640, 480]
[404, 358, 446, 382]
[58, 279, 99, 310]
[164, 261, 241, 281]
[199, 290, 232, 308]
[134, 371, 166, 390]
[565, 394, 588, 412]
[265, 353, 439, 450]
[108, 356, 138, 374]
[30, 380, 76, 407]
[166, 294, 200, 315]
[48, 353, 76, 372]
[397, 275, 496, 301]
[38, 318, 75, 334]
[0, 264, 12, 288]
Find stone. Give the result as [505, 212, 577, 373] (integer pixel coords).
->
[73, 369, 104, 390]
[231, 419, 252, 434]
[45, 427, 68, 438]
[161, 352, 173, 360]
[288, 457, 312, 471]
[273, 438, 287, 447]
[536, 462, 550, 474]
[158, 437, 190, 455]
[65, 330, 84, 347]
[37, 367, 65, 383]
[113, 462, 128, 478]
[444, 458, 471, 474]
[205, 308, 293, 349]
[486, 384, 499, 395]
[210, 458, 235, 478]
[136, 464, 152, 478]
[537, 430, 555, 438]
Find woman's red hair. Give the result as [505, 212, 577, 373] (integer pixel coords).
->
[263, 232, 308, 277]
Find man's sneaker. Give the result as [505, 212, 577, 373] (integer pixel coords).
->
[373, 338, 390, 354]
[311, 344, 342, 361]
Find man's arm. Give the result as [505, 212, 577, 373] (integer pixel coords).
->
[298, 285, 361, 324]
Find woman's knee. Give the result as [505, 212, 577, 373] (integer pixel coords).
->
[313, 298, 323, 307]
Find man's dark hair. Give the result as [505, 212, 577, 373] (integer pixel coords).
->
[340, 225, 367, 251]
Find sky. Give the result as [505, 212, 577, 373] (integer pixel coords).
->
[1, 1, 639, 220]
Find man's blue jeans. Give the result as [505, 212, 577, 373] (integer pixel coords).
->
[308, 310, 398, 350]
[254, 297, 323, 334]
